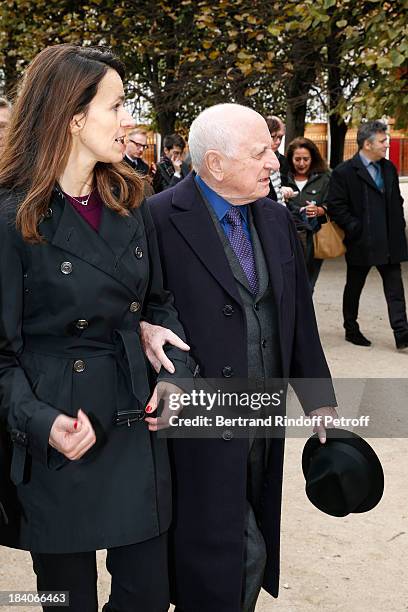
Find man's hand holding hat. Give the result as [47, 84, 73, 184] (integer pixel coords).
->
[308, 405, 339, 444]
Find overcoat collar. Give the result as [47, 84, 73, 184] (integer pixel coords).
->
[169, 174, 284, 307]
[39, 187, 143, 295]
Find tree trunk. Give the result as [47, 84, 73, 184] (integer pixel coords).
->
[327, 35, 348, 169]
[156, 110, 178, 142]
[285, 99, 308, 146]
[329, 114, 348, 168]
[284, 39, 319, 149]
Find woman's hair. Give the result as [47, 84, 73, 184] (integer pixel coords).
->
[286, 137, 328, 175]
[0, 44, 143, 242]
[265, 115, 284, 135]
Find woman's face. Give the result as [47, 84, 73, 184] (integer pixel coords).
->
[71, 68, 134, 164]
[292, 147, 312, 177]
[270, 129, 284, 153]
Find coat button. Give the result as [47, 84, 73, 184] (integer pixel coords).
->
[253, 303, 259, 311]
[60, 261, 73, 275]
[45, 208, 53, 218]
[222, 430, 233, 441]
[222, 366, 234, 378]
[129, 301, 140, 313]
[222, 304, 234, 317]
[261, 339, 267, 348]
[73, 359, 85, 373]
[134, 246, 143, 259]
[75, 319, 89, 330]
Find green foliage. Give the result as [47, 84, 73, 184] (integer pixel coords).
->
[0, 0, 406, 132]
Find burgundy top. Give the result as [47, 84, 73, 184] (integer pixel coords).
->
[63, 190, 103, 231]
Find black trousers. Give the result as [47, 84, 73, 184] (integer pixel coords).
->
[343, 262, 408, 334]
[31, 533, 169, 612]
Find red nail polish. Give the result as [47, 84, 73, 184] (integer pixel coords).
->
[145, 405, 153, 414]
[74, 420, 78, 430]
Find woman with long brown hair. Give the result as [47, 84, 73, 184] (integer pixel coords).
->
[0, 44, 192, 611]
[286, 137, 331, 290]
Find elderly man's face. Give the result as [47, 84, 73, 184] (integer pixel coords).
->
[0, 106, 11, 150]
[220, 115, 279, 205]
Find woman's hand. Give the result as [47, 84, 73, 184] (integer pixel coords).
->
[49, 409, 96, 460]
[305, 201, 325, 218]
[144, 381, 184, 432]
[140, 321, 190, 374]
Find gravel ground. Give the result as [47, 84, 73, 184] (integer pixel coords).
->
[1, 183, 407, 612]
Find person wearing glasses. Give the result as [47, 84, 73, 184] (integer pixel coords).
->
[124, 128, 156, 196]
[124, 128, 150, 175]
[265, 116, 294, 205]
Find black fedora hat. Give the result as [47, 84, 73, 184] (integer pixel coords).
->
[302, 428, 384, 517]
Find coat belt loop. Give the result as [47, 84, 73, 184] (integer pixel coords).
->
[10, 445, 26, 486]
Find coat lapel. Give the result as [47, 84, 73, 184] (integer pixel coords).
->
[352, 154, 381, 193]
[169, 176, 242, 304]
[251, 200, 284, 308]
[382, 160, 394, 203]
[40, 190, 142, 295]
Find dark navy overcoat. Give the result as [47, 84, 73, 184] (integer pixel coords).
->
[149, 174, 336, 612]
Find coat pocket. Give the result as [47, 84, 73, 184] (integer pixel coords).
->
[22, 352, 74, 416]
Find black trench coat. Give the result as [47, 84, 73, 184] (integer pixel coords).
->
[0, 186, 192, 553]
[149, 174, 336, 612]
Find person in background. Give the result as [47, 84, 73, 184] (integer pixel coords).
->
[265, 115, 294, 205]
[286, 137, 331, 290]
[327, 120, 408, 349]
[0, 43, 193, 612]
[0, 97, 11, 152]
[153, 133, 189, 193]
[124, 127, 156, 196]
[124, 127, 150, 175]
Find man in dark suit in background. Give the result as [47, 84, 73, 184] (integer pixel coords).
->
[123, 127, 150, 175]
[143, 104, 338, 612]
[327, 120, 408, 349]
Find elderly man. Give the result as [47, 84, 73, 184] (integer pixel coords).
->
[327, 120, 408, 349]
[144, 104, 337, 612]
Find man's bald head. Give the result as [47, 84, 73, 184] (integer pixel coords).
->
[188, 103, 280, 205]
[188, 104, 267, 173]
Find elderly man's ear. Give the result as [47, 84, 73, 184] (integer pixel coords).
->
[204, 150, 225, 182]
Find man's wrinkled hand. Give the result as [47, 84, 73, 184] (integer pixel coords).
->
[308, 406, 339, 444]
[140, 321, 190, 374]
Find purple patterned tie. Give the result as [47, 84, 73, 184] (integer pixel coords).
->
[225, 207, 259, 294]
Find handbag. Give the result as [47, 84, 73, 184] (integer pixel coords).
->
[313, 215, 346, 259]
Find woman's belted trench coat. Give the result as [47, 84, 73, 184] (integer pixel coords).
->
[0, 186, 192, 553]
